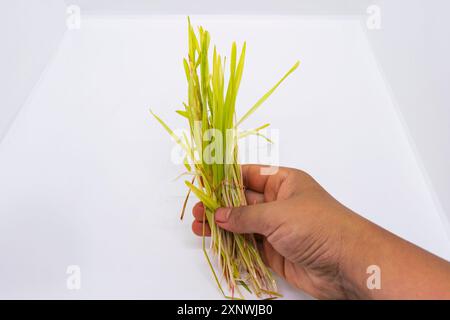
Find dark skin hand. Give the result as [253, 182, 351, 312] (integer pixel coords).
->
[192, 164, 450, 299]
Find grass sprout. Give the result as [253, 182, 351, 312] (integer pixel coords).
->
[151, 17, 299, 299]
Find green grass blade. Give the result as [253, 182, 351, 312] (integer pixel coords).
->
[176, 110, 189, 118]
[234, 42, 246, 95]
[237, 60, 300, 127]
[150, 109, 188, 153]
[183, 58, 190, 81]
[152, 18, 297, 299]
[185, 180, 219, 210]
[238, 123, 273, 142]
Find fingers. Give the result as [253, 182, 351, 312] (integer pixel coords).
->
[192, 202, 206, 222]
[193, 199, 282, 237]
[214, 201, 282, 236]
[193, 188, 266, 223]
[192, 175, 284, 237]
[192, 202, 211, 236]
[241, 164, 274, 193]
[192, 220, 211, 236]
[245, 189, 264, 205]
[242, 164, 291, 202]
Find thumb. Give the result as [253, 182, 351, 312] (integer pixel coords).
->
[214, 202, 279, 236]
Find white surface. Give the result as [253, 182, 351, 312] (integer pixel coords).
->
[363, 0, 450, 226]
[64, 0, 374, 15]
[0, 0, 66, 141]
[0, 15, 449, 299]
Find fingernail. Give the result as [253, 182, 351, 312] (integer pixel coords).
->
[215, 208, 231, 223]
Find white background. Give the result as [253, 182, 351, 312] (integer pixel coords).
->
[0, 1, 449, 299]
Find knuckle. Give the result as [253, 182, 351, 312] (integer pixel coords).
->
[230, 207, 245, 225]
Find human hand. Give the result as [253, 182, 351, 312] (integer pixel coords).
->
[192, 164, 363, 299]
[192, 165, 450, 299]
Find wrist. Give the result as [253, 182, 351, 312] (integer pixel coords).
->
[336, 211, 384, 299]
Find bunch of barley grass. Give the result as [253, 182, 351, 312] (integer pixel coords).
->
[151, 18, 299, 298]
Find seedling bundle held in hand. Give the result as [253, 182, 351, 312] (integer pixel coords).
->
[151, 18, 299, 298]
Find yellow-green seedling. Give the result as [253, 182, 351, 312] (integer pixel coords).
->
[151, 17, 299, 299]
